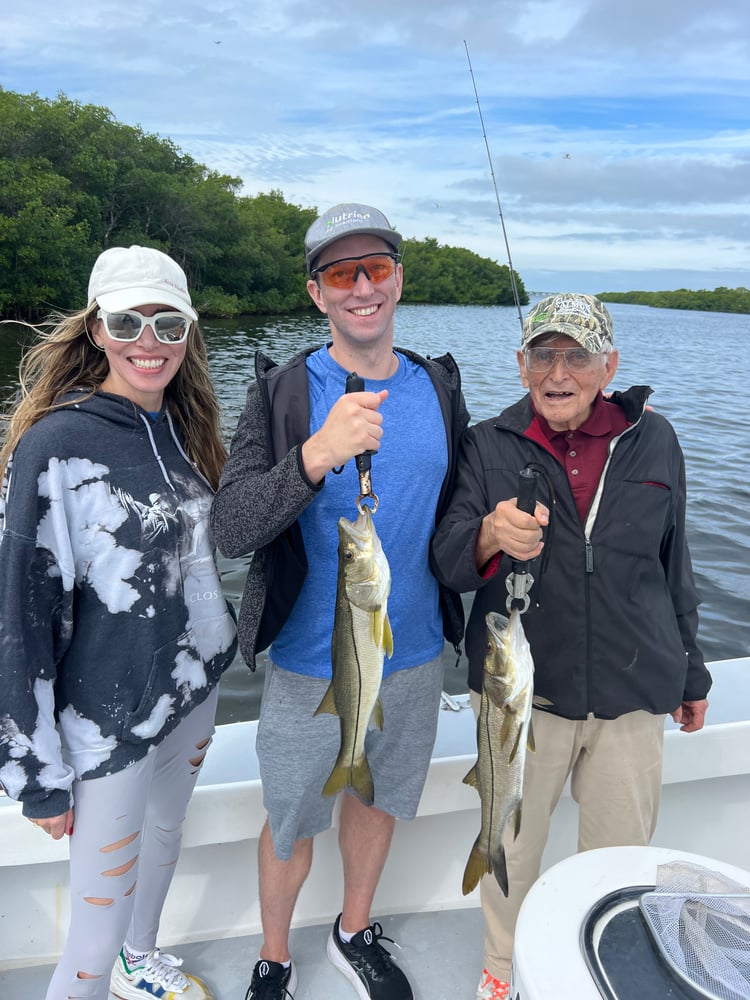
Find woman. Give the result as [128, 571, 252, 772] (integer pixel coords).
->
[0, 246, 237, 999]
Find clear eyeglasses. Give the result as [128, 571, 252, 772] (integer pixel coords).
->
[523, 346, 601, 373]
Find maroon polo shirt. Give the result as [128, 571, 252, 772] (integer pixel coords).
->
[528, 391, 631, 523]
[480, 392, 631, 580]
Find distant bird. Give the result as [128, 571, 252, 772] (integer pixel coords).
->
[563, 153, 571, 159]
[214, 40, 222, 44]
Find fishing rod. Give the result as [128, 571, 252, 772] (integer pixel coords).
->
[464, 40, 524, 332]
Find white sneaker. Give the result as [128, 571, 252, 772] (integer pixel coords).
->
[110, 948, 214, 999]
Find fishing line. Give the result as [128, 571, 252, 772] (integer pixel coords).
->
[464, 40, 524, 331]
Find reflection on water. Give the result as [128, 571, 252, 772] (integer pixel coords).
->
[2, 304, 748, 725]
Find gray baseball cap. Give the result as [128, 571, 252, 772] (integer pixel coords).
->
[521, 293, 614, 353]
[304, 203, 402, 274]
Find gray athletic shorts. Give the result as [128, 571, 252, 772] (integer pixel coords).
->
[256, 656, 444, 861]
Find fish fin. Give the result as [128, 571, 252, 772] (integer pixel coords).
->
[370, 608, 394, 659]
[491, 845, 510, 897]
[463, 763, 479, 789]
[512, 802, 523, 841]
[527, 717, 536, 753]
[462, 840, 490, 895]
[313, 683, 338, 717]
[371, 608, 384, 645]
[322, 759, 374, 805]
[499, 708, 514, 749]
[383, 614, 394, 659]
[485, 682, 508, 711]
[506, 717, 525, 763]
[370, 697, 384, 731]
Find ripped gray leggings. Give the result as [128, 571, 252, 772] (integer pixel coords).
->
[45, 687, 218, 1000]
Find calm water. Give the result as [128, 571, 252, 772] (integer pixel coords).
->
[1, 303, 748, 724]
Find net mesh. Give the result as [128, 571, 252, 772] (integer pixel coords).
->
[639, 861, 750, 1000]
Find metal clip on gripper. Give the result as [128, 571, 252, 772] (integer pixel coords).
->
[345, 372, 379, 513]
[505, 467, 540, 614]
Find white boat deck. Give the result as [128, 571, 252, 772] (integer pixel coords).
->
[0, 907, 486, 999]
[2, 656, 749, 999]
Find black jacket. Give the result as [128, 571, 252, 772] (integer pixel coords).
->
[431, 388, 711, 718]
[211, 345, 469, 669]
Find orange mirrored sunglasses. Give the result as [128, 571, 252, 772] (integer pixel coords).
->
[311, 252, 400, 289]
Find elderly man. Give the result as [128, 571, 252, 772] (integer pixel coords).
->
[211, 203, 468, 1000]
[432, 293, 710, 1000]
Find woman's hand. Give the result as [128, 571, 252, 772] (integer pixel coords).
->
[29, 807, 75, 840]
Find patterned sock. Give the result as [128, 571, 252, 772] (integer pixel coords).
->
[123, 944, 150, 968]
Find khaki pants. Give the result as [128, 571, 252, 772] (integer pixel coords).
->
[468, 697, 666, 981]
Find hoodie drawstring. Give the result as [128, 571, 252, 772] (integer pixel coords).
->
[138, 413, 175, 490]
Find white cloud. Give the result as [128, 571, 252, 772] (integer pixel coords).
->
[2, 0, 750, 291]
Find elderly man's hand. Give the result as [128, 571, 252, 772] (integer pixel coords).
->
[670, 699, 708, 733]
[475, 498, 548, 571]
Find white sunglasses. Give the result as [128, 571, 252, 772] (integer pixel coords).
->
[96, 308, 192, 344]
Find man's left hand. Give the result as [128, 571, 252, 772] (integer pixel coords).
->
[670, 699, 708, 733]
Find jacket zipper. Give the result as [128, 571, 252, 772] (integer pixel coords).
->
[582, 415, 644, 712]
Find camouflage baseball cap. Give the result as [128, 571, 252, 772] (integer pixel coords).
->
[304, 203, 402, 274]
[521, 293, 614, 352]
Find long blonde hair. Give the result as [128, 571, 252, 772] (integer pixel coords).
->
[0, 305, 227, 489]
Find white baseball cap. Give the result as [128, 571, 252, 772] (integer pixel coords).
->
[87, 245, 198, 320]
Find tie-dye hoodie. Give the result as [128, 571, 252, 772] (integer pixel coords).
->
[0, 390, 237, 819]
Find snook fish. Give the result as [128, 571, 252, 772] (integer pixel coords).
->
[315, 505, 393, 805]
[462, 608, 535, 897]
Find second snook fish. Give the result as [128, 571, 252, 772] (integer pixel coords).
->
[462, 608, 536, 897]
[315, 504, 393, 806]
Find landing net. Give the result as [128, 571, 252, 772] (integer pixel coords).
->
[640, 861, 750, 1000]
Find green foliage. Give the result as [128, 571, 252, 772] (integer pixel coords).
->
[598, 288, 750, 315]
[400, 237, 527, 306]
[195, 286, 243, 319]
[1, 86, 528, 318]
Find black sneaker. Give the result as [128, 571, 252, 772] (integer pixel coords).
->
[244, 959, 297, 1000]
[326, 913, 413, 999]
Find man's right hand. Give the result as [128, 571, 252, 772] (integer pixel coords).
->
[475, 498, 548, 570]
[301, 389, 388, 484]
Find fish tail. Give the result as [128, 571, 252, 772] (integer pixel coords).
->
[322, 759, 375, 805]
[491, 845, 510, 898]
[462, 840, 491, 895]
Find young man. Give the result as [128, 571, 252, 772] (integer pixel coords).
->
[211, 203, 469, 1000]
[431, 293, 710, 1000]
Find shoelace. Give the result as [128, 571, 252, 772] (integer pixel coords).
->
[352, 922, 401, 978]
[140, 949, 189, 991]
[255, 985, 294, 1000]
[247, 963, 295, 1000]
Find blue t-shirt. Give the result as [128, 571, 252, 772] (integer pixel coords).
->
[270, 346, 447, 679]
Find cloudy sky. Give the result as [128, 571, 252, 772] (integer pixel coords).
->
[3, 0, 749, 292]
